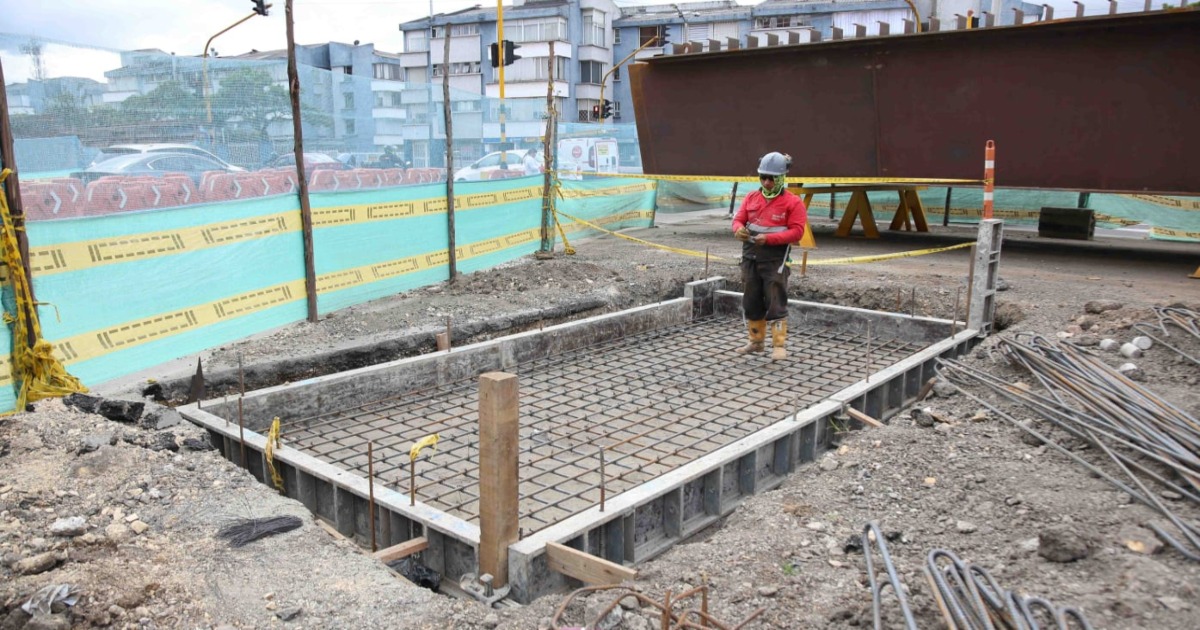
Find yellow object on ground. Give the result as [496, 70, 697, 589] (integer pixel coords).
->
[265, 417, 285, 493]
[410, 433, 440, 461]
[0, 169, 87, 411]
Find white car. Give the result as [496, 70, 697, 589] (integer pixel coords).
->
[90, 143, 245, 171]
[453, 150, 545, 181]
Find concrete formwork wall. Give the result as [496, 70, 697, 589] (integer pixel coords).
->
[203, 299, 695, 431]
[182, 279, 980, 603]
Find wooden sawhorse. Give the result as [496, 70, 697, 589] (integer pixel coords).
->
[796, 185, 929, 239]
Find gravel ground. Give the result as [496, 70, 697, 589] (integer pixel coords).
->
[4, 211, 1199, 629]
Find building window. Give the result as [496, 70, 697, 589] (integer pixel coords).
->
[754, 15, 799, 29]
[375, 91, 402, 107]
[404, 30, 428, 52]
[452, 99, 482, 113]
[343, 92, 354, 109]
[344, 119, 356, 135]
[497, 57, 568, 82]
[612, 100, 621, 120]
[507, 18, 567, 43]
[450, 23, 479, 36]
[582, 9, 606, 47]
[613, 67, 621, 82]
[579, 60, 605, 84]
[434, 62, 481, 77]
[373, 63, 402, 81]
[640, 26, 665, 47]
[614, 28, 621, 45]
[578, 98, 599, 121]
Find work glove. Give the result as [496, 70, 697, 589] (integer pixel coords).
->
[734, 227, 750, 242]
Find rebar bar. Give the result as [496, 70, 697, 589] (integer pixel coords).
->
[937, 340, 1200, 561]
[862, 522, 918, 630]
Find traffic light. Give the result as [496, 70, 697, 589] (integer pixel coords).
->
[502, 40, 521, 66]
[601, 99, 613, 120]
[591, 105, 601, 121]
[252, 0, 270, 16]
[488, 42, 500, 68]
[490, 40, 521, 67]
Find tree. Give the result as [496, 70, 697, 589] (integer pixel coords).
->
[118, 81, 205, 123]
[209, 67, 329, 140]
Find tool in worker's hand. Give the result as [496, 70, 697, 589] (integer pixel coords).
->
[734, 227, 750, 242]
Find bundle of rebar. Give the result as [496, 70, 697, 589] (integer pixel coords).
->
[216, 515, 303, 548]
[1132, 306, 1200, 366]
[937, 332, 1200, 560]
[861, 522, 1094, 630]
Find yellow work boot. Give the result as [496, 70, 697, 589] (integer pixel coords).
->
[736, 320, 767, 354]
[770, 320, 788, 361]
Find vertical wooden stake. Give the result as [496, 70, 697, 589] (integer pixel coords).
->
[952, 286, 961, 336]
[910, 287, 916, 317]
[479, 372, 519, 588]
[704, 247, 709, 278]
[443, 30, 457, 282]
[865, 322, 872, 382]
[661, 589, 672, 630]
[446, 316, 452, 352]
[285, 0, 319, 322]
[368, 441, 377, 552]
[801, 251, 809, 277]
[964, 245, 977, 329]
[599, 446, 606, 512]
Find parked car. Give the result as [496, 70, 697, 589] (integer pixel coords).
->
[89, 143, 245, 171]
[265, 152, 348, 171]
[453, 150, 545, 181]
[73, 152, 241, 185]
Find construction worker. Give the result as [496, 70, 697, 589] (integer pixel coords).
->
[731, 152, 808, 360]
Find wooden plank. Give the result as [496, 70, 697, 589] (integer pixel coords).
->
[845, 407, 884, 428]
[373, 536, 428, 563]
[545, 541, 637, 585]
[479, 372, 520, 588]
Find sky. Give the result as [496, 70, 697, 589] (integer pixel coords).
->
[0, 0, 1163, 84]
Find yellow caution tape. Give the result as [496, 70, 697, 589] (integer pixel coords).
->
[410, 433, 439, 461]
[555, 207, 973, 267]
[0, 169, 88, 411]
[566, 171, 984, 186]
[265, 417, 285, 493]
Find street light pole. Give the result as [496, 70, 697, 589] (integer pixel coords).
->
[598, 35, 658, 126]
[202, 11, 262, 123]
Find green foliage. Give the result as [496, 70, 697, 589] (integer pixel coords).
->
[782, 561, 799, 576]
[118, 81, 204, 122]
[208, 67, 330, 140]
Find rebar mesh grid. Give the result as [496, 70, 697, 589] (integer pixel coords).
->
[282, 316, 925, 534]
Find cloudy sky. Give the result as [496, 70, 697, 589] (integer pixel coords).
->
[0, 0, 1162, 83]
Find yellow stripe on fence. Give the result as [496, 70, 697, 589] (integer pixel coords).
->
[6, 208, 652, 385]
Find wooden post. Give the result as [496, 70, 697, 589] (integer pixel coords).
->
[443, 28, 457, 282]
[0, 57, 38, 348]
[479, 372, 519, 588]
[286, 0, 319, 322]
[540, 41, 556, 254]
[368, 441, 377, 552]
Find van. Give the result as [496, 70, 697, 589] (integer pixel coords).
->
[557, 137, 619, 178]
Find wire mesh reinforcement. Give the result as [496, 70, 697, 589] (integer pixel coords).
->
[282, 316, 924, 534]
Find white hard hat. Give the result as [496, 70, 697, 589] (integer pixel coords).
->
[757, 152, 792, 176]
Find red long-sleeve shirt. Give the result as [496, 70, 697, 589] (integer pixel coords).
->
[732, 189, 808, 246]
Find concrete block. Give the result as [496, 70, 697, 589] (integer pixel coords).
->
[1118, 363, 1144, 381]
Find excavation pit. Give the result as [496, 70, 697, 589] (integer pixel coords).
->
[180, 277, 980, 603]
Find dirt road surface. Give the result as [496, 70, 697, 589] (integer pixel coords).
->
[3, 210, 1198, 629]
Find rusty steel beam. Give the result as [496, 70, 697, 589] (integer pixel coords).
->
[630, 11, 1200, 195]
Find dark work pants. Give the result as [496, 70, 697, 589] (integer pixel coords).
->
[741, 256, 790, 321]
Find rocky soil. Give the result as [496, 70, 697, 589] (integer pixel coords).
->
[4, 211, 1199, 629]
